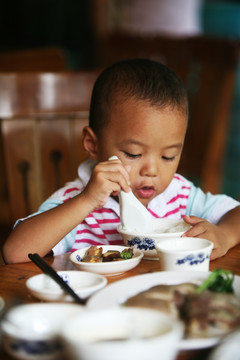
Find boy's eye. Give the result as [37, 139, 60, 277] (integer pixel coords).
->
[124, 152, 140, 159]
[162, 156, 175, 161]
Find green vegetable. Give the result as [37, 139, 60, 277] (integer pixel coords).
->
[196, 268, 234, 294]
[120, 249, 133, 260]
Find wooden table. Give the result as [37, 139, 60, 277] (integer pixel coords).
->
[1, 244, 240, 360]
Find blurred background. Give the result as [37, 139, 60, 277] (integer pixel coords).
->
[0, 0, 240, 241]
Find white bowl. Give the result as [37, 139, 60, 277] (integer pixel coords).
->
[60, 307, 184, 360]
[26, 270, 107, 302]
[70, 245, 143, 276]
[118, 218, 191, 260]
[1, 303, 84, 360]
[155, 237, 214, 272]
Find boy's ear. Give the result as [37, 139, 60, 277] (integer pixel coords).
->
[82, 126, 98, 160]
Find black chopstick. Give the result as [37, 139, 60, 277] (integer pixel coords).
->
[28, 253, 85, 305]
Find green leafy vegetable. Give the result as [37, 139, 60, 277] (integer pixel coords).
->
[120, 249, 133, 260]
[196, 268, 234, 294]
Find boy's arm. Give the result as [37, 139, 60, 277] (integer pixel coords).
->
[2, 192, 95, 264]
[3, 158, 131, 264]
[217, 205, 240, 247]
[183, 205, 240, 260]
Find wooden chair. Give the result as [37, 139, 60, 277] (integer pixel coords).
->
[97, 34, 239, 194]
[0, 70, 100, 224]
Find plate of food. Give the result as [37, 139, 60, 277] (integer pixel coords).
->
[70, 245, 143, 275]
[87, 270, 240, 350]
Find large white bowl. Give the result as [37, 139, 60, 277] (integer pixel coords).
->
[155, 237, 213, 272]
[70, 245, 143, 276]
[60, 307, 184, 360]
[118, 218, 191, 260]
[1, 303, 84, 360]
[26, 270, 107, 302]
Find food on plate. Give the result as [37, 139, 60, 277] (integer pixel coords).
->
[124, 283, 197, 318]
[124, 270, 240, 338]
[196, 268, 234, 294]
[81, 246, 134, 263]
[176, 290, 240, 337]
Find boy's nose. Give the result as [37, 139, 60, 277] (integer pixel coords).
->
[140, 160, 158, 177]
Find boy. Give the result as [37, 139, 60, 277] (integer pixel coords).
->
[3, 59, 240, 264]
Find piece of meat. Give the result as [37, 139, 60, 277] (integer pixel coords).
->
[87, 246, 103, 257]
[124, 283, 198, 318]
[124, 283, 240, 338]
[102, 251, 121, 262]
[177, 290, 240, 337]
[81, 255, 102, 263]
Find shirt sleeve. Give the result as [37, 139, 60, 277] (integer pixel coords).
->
[187, 183, 240, 224]
[14, 198, 77, 256]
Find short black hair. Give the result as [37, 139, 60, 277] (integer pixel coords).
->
[89, 58, 188, 136]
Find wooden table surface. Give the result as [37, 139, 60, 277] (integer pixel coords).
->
[1, 244, 240, 360]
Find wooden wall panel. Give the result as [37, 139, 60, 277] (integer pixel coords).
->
[2, 115, 89, 223]
[2, 119, 42, 220]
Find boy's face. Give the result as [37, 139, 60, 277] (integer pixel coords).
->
[96, 97, 187, 207]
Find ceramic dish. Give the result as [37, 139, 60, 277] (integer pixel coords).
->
[155, 237, 213, 271]
[26, 270, 107, 302]
[87, 271, 240, 350]
[118, 218, 191, 260]
[60, 307, 183, 360]
[1, 303, 84, 360]
[70, 245, 143, 276]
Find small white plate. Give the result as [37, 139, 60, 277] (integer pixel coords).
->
[26, 270, 107, 302]
[70, 245, 143, 276]
[87, 271, 240, 350]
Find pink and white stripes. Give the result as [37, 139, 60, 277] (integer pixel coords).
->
[61, 173, 191, 252]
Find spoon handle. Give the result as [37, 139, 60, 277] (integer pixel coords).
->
[28, 253, 85, 304]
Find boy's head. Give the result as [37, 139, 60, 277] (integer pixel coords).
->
[83, 58, 189, 205]
[89, 58, 188, 137]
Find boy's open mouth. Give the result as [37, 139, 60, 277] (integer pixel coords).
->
[136, 186, 155, 199]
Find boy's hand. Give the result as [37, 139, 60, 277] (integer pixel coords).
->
[182, 215, 230, 260]
[82, 158, 131, 210]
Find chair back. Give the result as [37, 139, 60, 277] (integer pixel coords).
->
[0, 70, 100, 223]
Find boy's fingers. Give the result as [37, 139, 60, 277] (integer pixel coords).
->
[182, 222, 207, 238]
[107, 156, 131, 185]
[183, 215, 203, 224]
[94, 168, 131, 193]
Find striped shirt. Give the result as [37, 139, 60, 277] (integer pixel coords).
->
[20, 159, 239, 255]
[58, 172, 191, 253]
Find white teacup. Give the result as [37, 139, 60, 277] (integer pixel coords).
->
[155, 237, 213, 272]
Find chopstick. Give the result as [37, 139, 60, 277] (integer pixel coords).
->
[28, 253, 85, 305]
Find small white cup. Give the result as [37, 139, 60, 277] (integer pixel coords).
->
[155, 237, 213, 272]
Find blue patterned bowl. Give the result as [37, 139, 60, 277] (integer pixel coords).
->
[155, 237, 213, 272]
[117, 219, 191, 260]
[1, 303, 84, 360]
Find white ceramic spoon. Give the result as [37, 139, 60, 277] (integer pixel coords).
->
[109, 156, 154, 232]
